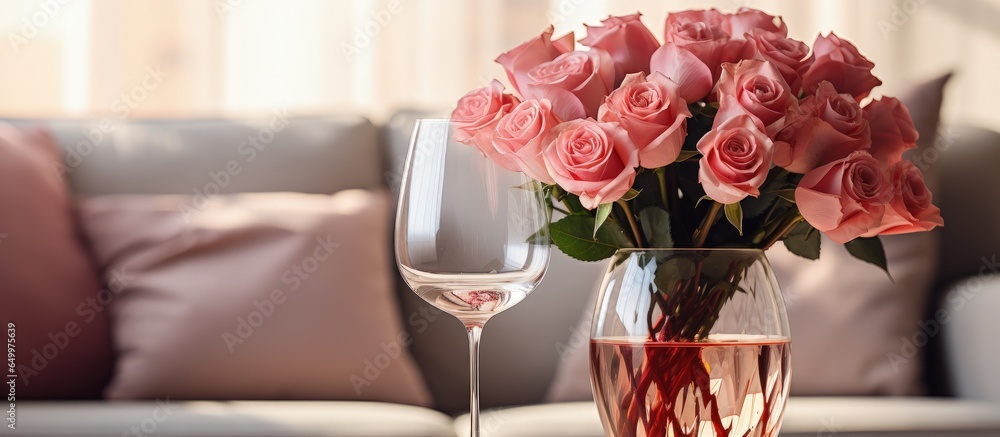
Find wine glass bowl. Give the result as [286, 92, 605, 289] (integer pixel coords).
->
[394, 119, 550, 436]
[395, 119, 549, 326]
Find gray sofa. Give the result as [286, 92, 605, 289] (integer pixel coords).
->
[10, 113, 1000, 437]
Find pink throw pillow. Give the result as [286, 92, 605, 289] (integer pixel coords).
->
[77, 190, 432, 405]
[766, 234, 936, 395]
[0, 123, 113, 398]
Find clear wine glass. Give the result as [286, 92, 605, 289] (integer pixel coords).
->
[394, 119, 550, 436]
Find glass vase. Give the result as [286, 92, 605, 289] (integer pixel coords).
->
[590, 249, 791, 437]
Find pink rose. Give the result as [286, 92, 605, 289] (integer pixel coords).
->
[863, 161, 943, 236]
[714, 60, 798, 136]
[495, 26, 575, 98]
[649, 42, 714, 102]
[801, 33, 882, 100]
[580, 13, 661, 86]
[450, 80, 521, 171]
[864, 97, 919, 165]
[525, 50, 615, 120]
[598, 72, 691, 168]
[663, 9, 742, 79]
[795, 151, 893, 244]
[543, 119, 639, 209]
[666, 9, 728, 29]
[740, 29, 812, 93]
[726, 7, 787, 39]
[697, 114, 774, 204]
[493, 99, 560, 184]
[773, 81, 871, 173]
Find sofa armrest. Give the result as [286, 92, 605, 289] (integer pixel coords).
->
[942, 273, 1000, 401]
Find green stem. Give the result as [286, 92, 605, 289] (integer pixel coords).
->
[552, 187, 578, 215]
[668, 166, 680, 215]
[616, 200, 645, 248]
[753, 205, 787, 245]
[693, 202, 722, 248]
[656, 168, 669, 211]
[762, 213, 804, 250]
[550, 205, 570, 216]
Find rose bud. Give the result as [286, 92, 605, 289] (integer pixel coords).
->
[795, 151, 894, 244]
[450, 80, 521, 171]
[863, 161, 943, 236]
[542, 119, 639, 209]
[599, 72, 691, 168]
[649, 42, 714, 102]
[801, 33, 882, 100]
[740, 29, 812, 93]
[663, 9, 742, 80]
[493, 99, 561, 184]
[726, 7, 788, 39]
[864, 96, 919, 166]
[714, 59, 798, 136]
[525, 50, 615, 120]
[773, 81, 871, 174]
[580, 13, 661, 86]
[697, 114, 774, 204]
[495, 26, 575, 98]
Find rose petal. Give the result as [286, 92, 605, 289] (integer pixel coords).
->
[650, 43, 713, 102]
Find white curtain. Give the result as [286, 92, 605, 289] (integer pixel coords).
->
[0, 0, 996, 130]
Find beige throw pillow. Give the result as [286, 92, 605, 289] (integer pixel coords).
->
[78, 190, 432, 405]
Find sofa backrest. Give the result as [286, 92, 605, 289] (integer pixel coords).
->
[4, 116, 383, 195]
[12, 113, 1000, 408]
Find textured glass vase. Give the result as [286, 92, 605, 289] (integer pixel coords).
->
[590, 249, 791, 437]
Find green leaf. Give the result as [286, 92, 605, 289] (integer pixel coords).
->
[514, 181, 549, 192]
[781, 221, 820, 260]
[593, 203, 613, 238]
[772, 189, 797, 203]
[527, 225, 552, 245]
[620, 188, 641, 201]
[695, 195, 713, 208]
[675, 150, 701, 163]
[638, 207, 674, 248]
[692, 102, 719, 117]
[550, 215, 634, 262]
[724, 203, 743, 236]
[741, 192, 777, 221]
[654, 257, 697, 295]
[845, 236, 892, 278]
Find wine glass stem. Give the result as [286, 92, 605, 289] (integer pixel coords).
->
[466, 323, 483, 437]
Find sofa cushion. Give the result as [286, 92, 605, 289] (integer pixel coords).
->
[942, 274, 1000, 402]
[77, 190, 431, 406]
[1, 116, 382, 196]
[0, 123, 113, 398]
[15, 401, 455, 437]
[456, 399, 1000, 437]
[936, 126, 1000, 286]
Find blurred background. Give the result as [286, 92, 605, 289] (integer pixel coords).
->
[0, 0, 994, 129]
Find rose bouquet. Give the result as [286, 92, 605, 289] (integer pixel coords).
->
[450, 7, 942, 437]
